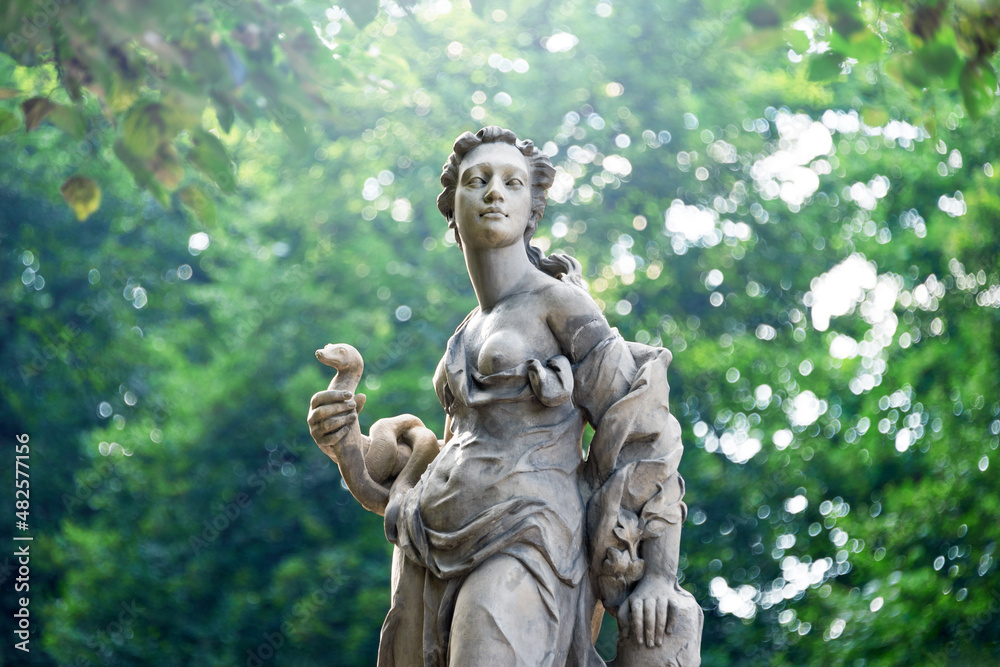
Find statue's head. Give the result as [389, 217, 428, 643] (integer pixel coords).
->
[437, 126, 583, 286]
[437, 126, 556, 249]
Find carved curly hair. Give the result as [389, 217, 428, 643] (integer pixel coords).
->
[437, 126, 584, 287]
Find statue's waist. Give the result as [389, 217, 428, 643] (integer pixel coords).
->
[448, 400, 584, 443]
[416, 438, 585, 533]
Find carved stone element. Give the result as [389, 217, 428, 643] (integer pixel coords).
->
[315, 343, 439, 516]
[610, 585, 703, 667]
[308, 127, 702, 666]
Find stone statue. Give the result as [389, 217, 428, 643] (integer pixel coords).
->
[307, 126, 703, 666]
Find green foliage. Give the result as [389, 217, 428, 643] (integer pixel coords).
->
[2, 1, 999, 666]
[0, 0, 382, 219]
[736, 0, 1000, 121]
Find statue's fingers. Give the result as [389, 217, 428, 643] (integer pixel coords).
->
[655, 597, 668, 646]
[308, 401, 357, 427]
[665, 595, 679, 636]
[309, 390, 327, 410]
[643, 598, 656, 648]
[317, 412, 356, 438]
[310, 389, 354, 410]
[617, 602, 630, 639]
[630, 597, 644, 646]
[354, 393, 367, 415]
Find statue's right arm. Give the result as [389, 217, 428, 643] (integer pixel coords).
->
[309, 356, 448, 518]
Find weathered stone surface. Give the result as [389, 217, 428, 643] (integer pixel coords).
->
[308, 127, 702, 666]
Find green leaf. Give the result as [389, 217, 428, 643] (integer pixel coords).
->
[123, 102, 174, 159]
[828, 0, 865, 37]
[114, 139, 170, 207]
[341, 0, 379, 28]
[150, 144, 185, 191]
[178, 184, 217, 227]
[861, 106, 890, 126]
[916, 40, 962, 83]
[885, 53, 930, 90]
[48, 105, 87, 140]
[215, 100, 234, 134]
[784, 27, 810, 54]
[960, 61, 999, 119]
[808, 52, 844, 81]
[59, 176, 102, 221]
[909, 2, 945, 40]
[0, 109, 20, 135]
[182, 35, 231, 89]
[22, 97, 56, 132]
[189, 128, 236, 194]
[161, 87, 207, 130]
[830, 28, 884, 64]
[746, 2, 782, 28]
[113, 139, 152, 185]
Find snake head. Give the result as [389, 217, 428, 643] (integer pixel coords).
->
[316, 343, 363, 371]
[316, 343, 364, 374]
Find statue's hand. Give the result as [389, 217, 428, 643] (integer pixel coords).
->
[616, 574, 681, 649]
[307, 389, 368, 462]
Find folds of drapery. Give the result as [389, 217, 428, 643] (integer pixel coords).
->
[379, 325, 687, 665]
[575, 334, 688, 610]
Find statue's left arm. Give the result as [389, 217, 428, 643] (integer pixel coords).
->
[547, 285, 703, 664]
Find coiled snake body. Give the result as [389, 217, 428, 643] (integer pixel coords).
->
[316, 343, 440, 516]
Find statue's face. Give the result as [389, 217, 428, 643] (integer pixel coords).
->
[454, 142, 533, 251]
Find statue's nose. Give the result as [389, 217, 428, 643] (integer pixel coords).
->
[484, 178, 504, 202]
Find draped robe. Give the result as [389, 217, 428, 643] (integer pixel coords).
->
[379, 313, 687, 667]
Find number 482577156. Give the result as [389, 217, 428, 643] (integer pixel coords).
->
[15, 433, 29, 524]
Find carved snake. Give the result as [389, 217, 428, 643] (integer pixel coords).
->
[316, 343, 440, 516]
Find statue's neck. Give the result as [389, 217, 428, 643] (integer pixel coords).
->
[463, 242, 535, 312]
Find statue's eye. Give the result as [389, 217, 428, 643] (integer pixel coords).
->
[507, 178, 524, 188]
[468, 176, 486, 186]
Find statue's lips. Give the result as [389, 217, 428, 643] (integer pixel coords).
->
[480, 208, 506, 219]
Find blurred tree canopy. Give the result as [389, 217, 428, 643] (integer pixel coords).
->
[1, 0, 393, 222]
[1, 0, 998, 221]
[2, 1, 999, 666]
[740, 0, 1000, 120]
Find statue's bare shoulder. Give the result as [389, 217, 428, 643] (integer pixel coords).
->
[540, 280, 612, 362]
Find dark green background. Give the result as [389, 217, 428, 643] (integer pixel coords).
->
[2, 1, 999, 665]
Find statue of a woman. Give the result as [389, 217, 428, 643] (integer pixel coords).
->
[308, 127, 702, 666]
